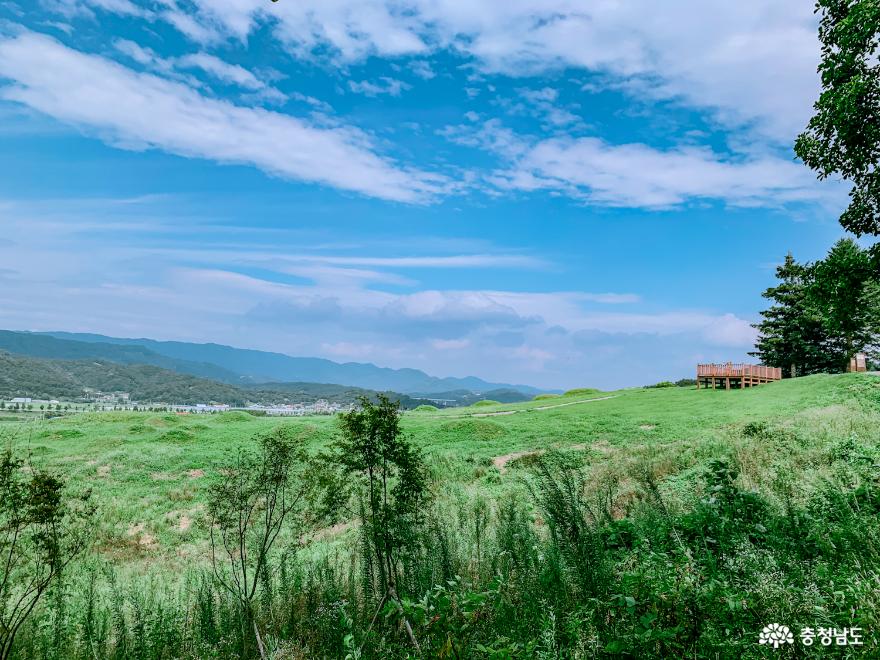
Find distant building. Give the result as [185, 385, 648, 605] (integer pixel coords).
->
[11, 397, 31, 404]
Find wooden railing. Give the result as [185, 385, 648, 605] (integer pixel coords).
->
[697, 363, 782, 380]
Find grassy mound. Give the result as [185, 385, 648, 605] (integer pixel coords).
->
[216, 411, 253, 423]
[160, 429, 195, 443]
[414, 404, 439, 412]
[533, 393, 560, 400]
[472, 399, 501, 407]
[564, 387, 602, 396]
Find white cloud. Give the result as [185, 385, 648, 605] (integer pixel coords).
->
[171, 0, 819, 142]
[441, 119, 843, 209]
[176, 53, 265, 91]
[348, 77, 411, 97]
[279, 254, 543, 269]
[45, 0, 149, 19]
[0, 202, 757, 388]
[409, 60, 435, 79]
[492, 135, 841, 209]
[113, 39, 286, 102]
[0, 32, 447, 202]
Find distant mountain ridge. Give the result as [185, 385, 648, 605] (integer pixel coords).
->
[3, 330, 545, 395]
[0, 351, 445, 407]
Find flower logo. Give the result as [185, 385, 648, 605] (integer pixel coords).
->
[759, 623, 794, 648]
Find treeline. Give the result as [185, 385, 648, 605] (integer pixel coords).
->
[0, 353, 435, 408]
[751, 238, 879, 376]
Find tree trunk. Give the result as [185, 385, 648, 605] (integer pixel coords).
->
[254, 620, 268, 660]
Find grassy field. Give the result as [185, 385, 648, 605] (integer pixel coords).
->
[3, 373, 880, 657]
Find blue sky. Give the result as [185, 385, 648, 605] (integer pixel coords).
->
[0, 1, 854, 389]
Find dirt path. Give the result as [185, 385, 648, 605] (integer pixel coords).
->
[533, 395, 618, 410]
[493, 450, 542, 473]
[471, 410, 518, 418]
[469, 395, 618, 418]
[492, 442, 591, 474]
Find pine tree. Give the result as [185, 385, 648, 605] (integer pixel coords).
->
[809, 238, 880, 368]
[750, 253, 833, 377]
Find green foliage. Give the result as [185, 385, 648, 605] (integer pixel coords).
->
[472, 400, 501, 407]
[532, 394, 559, 400]
[809, 237, 880, 364]
[412, 405, 438, 412]
[752, 241, 880, 373]
[751, 252, 836, 376]
[0, 446, 95, 660]
[206, 425, 314, 657]
[644, 381, 676, 388]
[795, 0, 880, 237]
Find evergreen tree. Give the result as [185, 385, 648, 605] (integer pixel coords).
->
[809, 238, 880, 367]
[751, 253, 833, 376]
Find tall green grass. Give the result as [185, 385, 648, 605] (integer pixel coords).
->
[6, 374, 880, 657]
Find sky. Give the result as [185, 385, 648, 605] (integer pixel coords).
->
[0, 0, 857, 390]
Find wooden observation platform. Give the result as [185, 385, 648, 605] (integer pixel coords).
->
[696, 363, 782, 390]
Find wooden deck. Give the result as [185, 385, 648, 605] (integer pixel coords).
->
[696, 363, 782, 390]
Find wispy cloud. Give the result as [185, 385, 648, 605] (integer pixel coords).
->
[348, 77, 411, 97]
[0, 201, 755, 388]
[159, 1, 819, 143]
[0, 31, 447, 202]
[442, 120, 844, 209]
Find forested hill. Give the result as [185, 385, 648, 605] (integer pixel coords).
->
[0, 330, 242, 382]
[0, 352, 434, 407]
[34, 330, 544, 394]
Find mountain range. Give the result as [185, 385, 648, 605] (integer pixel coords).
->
[0, 351, 447, 407]
[0, 330, 545, 396]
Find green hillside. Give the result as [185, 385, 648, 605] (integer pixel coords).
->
[0, 352, 431, 407]
[3, 373, 878, 657]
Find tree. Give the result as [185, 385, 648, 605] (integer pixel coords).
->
[206, 425, 313, 660]
[750, 253, 835, 376]
[809, 238, 880, 366]
[0, 448, 95, 660]
[328, 394, 429, 652]
[861, 278, 880, 362]
[795, 0, 880, 238]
